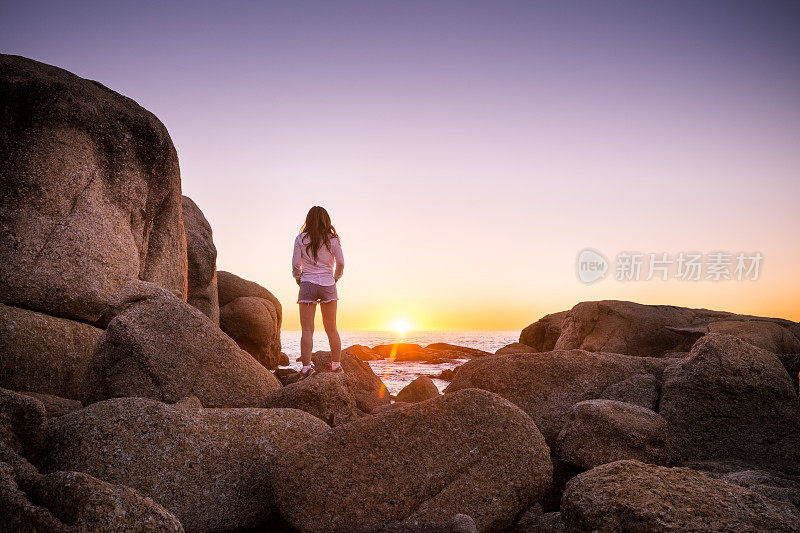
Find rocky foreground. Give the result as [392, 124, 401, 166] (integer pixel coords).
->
[1, 54, 799, 532]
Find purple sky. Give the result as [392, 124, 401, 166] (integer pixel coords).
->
[2, 1, 799, 329]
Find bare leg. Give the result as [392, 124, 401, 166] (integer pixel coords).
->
[299, 303, 316, 366]
[321, 300, 341, 363]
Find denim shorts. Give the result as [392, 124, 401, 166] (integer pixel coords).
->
[297, 281, 338, 304]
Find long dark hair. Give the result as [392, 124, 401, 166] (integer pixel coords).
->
[301, 206, 339, 262]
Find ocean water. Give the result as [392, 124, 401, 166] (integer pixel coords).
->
[280, 330, 519, 395]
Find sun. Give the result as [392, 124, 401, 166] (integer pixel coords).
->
[390, 318, 413, 336]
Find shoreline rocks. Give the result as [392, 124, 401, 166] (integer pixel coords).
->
[42, 397, 329, 532]
[272, 389, 553, 533]
[445, 350, 670, 445]
[556, 399, 671, 469]
[0, 303, 102, 400]
[659, 333, 800, 474]
[561, 460, 800, 532]
[1, 464, 185, 532]
[312, 350, 390, 412]
[263, 372, 365, 426]
[217, 271, 283, 369]
[84, 281, 281, 407]
[519, 300, 800, 357]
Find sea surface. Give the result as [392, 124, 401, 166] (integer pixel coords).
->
[281, 330, 519, 395]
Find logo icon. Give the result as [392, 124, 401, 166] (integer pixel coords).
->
[577, 249, 608, 283]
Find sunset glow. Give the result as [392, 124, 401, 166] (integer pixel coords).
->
[5, 2, 797, 330]
[391, 319, 413, 336]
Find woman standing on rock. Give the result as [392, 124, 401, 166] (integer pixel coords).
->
[292, 206, 345, 380]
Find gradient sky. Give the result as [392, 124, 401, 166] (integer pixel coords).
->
[2, 1, 799, 330]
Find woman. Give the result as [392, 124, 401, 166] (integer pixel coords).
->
[292, 206, 345, 380]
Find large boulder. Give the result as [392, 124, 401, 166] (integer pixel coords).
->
[717, 469, 800, 510]
[0, 303, 102, 400]
[371, 343, 435, 361]
[659, 333, 800, 474]
[217, 270, 282, 320]
[312, 350, 390, 412]
[15, 391, 83, 419]
[598, 373, 659, 411]
[271, 389, 553, 533]
[344, 344, 380, 361]
[181, 196, 219, 324]
[556, 399, 671, 469]
[42, 397, 329, 532]
[219, 296, 281, 369]
[561, 460, 800, 532]
[83, 281, 281, 407]
[263, 372, 365, 427]
[520, 301, 800, 357]
[707, 319, 800, 354]
[495, 342, 536, 355]
[0, 54, 186, 326]
[217, 271, 282, 368]
[425, 343, 492, 357]
[395, 376, 441, 403]
[519, 311, 569, 352]
[445, 350, 669, 445]
[1, 463, 185, 532]
[0, 387, 47, 466]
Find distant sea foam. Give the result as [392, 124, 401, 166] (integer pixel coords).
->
[281, 330, 519, 395]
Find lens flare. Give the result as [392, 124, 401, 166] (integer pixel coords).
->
[391, 319, 412, 335]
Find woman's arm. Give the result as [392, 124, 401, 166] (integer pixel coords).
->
[292, 236, 302, 283]
[333, 238, 345, 281]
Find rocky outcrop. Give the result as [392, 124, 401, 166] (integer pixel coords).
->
[509, 506, 565, 533]
[437, 368, 457, 381]
[217, 271, 282, 368]
[263, 372, 365, 426]
[0, 54, 186, 326]
[42, 397, 329, 532]
[271, 389, 552, 533]
[556, 399, 671, 469]
[520, 300, 800, 357]
[425, 343, 492, 357]
[681, 459, 800, 510]
[16, 391, 82, 419]
[83, 281, 281, 407]
[371, 343, 436, 361]
[219, 296, 281, 369]
[660, 333, 800, 474]
[598, 373, 659, 411]
[445, 350, 670, 445]
[312, 350, 390, 412]
[519, 311, 569, 352]
[217, 270, 282, 321]
[181, 196, 219, 324]
[0, 303, 102, 400]
[0, 387, 47, 468]
[495, 342, 536, 355]
[344, 344, 380, 361]
[395, 376, 440, 403]
[561, 460, 800, 532]
[718, 469, 800, 510]
[707, 319, 800, 354]
[1, 463, 185, 532]
[780, 353, 800, 394]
